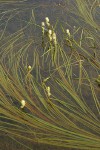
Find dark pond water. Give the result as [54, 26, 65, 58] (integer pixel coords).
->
[0, 0, 76, 35]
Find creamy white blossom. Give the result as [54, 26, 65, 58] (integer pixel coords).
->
[66, 29, 71, 37]
[45, 17, 50, 26]
[41, 22, 45, 27]
[46, 86, 51, 97]
[52, 32, 57, 44]
[20, 100, 26, 108]
[45, 17, 49, 23]
[48, 30, 52, 35]
[52, 32, 56, 40]
[41, 22, 45, 35]
[48, 30, 53, 41]
[28, 65, 32, 70]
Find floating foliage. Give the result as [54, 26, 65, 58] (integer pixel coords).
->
[0, 1, 100, 150]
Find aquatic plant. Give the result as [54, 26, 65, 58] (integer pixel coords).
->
[0, 1, 100, 150]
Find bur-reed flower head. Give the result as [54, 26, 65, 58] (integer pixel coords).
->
[20, 100, 26, 108]
[45, 17, 50, 26]
[66, 29, 71, 37]
[28, 65, 32, 71]
[48, 30, 53, 41]
[41, 22, 45, 35]
[46, 86, 51, 97]
[52, 32, 57, 45]
[41, 22, 45, 27]
[45, 17, 49, 23]
[48, 30, 52, 35]
[52, 32, 56, 40]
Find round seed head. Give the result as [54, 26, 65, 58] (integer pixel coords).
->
[41, 22, 45, 27]
[45, 17, 49, 23]
[20, 100, 26, 108]
[28, 65, 32, 70]
[48, 30, 52, 35]
[66, 29, 70, 37]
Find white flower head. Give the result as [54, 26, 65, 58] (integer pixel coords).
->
[20, 100, 26, 108]
[52, 32, 56, 40]
[66, 29, 70, 37]
[52, 32, 57, 45]
[45, 17, 49, 23]
[28, 65, 32, 71]
[41, 22, 45, 27]
[45, 17, 50, 26]
[46, 86, 51, 97]
[48, 30, 53, 41]
[48, 30, 52, 35]
[48, 30, 52, 41]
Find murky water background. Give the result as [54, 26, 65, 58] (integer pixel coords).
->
[0, 0, 100, 150]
